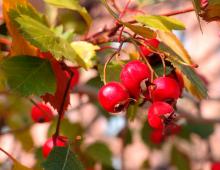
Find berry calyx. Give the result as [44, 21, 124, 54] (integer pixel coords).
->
[42, 136, 67, 158]
[31, 102, 54, 123]
[148, 102, 174, 129]
[140, 39, 160, 57]
[120, 60, 151, 98]
[98, 82, 129, 113]
[151, 76, 180, 102]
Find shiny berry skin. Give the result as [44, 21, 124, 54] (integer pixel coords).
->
[150, 129, 164, 144]
[120, 60, 151, 98]
[211, 162, 220, 170]
[65, 67, 80, 89]
[31, 103, 54, 123]
[148, 102, 174, 129]
[140, 39, 160, 57]
[42, 136, 67, 158]
[98, 82, 129, 113]
[151, 77, 180, 102]
[168, 70, 184, 95]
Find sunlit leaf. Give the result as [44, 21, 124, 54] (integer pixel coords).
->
[44, 0, 92, 27]
[3, 0, 37, 56]
[0, 56, 56, 96]
[71, 41, 100, 69]
[136, 15, 185, 32]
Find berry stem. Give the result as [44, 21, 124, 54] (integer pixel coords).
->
[53, 63, 73, 142]
[119, 0, 131, 19]
[161, 6, 194, 17]
[0, 148, 16, 162]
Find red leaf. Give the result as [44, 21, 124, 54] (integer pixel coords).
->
[40, 52, 70, 113]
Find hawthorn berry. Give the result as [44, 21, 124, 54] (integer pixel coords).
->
[168, 70, 184, 95]
[150, 129, 164, 144]
[120, 60, 151, 98]
[140, 38, 160, 57]
[98, 82, 129, 113]
[151, 76, 180, 102]
[31, 102, 54, 123]
[42, 136, 67, 158]
[211, 162, 220, 170]
[148, 102, 174, 129]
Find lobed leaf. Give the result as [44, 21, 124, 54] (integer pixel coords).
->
[0, 56, 56, 96]
[135, 15, 185, 32]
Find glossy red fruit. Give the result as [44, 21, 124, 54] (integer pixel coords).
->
[98, 82, 129, 113]
[65, 67, 80, 89]
[42, 136, 67, 158]
[140, 39, 160, 57]
[211, 162, 220, 170]
[31, 103, 54, 123]
[148, 102, 174, 129]
[150, 129, 164, 144]
[151, 77, 180, 102]
[168, 70, 184, 95]
[120, 60, 151, 98]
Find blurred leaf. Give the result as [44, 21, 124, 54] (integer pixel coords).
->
[123, 22, 156, 39]
[14, 129, 34, 151]
[179, 123, 214, 139]
[3, 1, 37, 56]
[141, 123, 163, 149]
[158, 31, 193, 64]
[136, 15, 185, 32]
[84, 142, 112, 167]
[71, 41, 100, 69]
[53, 25, 74, 42]
[34, 147, 44, 170]
[44, 0, 92, 27]
[48, 118, 83, 140]
[0, 56, 56, 96]
[42, 147, 84, 170]
[171, 146, 190, 170]
[153, 64, 173, 77]
[12, 161, 33, 170]
[98, 62, 122, 83]
[200, 2, 220, 22]
[86, 76, 104, 89]
[140, 160, 150, 170]
[9, 6, 87, 69]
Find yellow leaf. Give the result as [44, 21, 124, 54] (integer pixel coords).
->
[158, 30, 192, 64]
[13, 160, 33, 170]
[3, 0, 37, 56]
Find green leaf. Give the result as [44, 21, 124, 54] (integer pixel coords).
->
[98, 62, 122, 83]
[179, 123, 214, 139]
[123, 22, 156, 39]
[135, 15, 185, 32]
[171, 146, 191, 170]
[43, 147, 84, 170]
[84, 142, 112, 167]
[71, 41, 100, 69]
[0, 56, 56, 96]
[153, 64, 173, 77]
[191, 0, 203, 31]
[9, 6, 87, 68]
[44, 0, 92, 27]
[52, 25, 74, 42]
[86, 76, 104, 89]
[48, 118, 84, 140]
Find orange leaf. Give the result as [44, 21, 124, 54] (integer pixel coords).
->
[3, 0, 37, 56]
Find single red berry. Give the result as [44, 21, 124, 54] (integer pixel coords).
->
[31, 102, 54, 123]
[140, 39, 160, 57]
[98, 82, 129, 113]
[148, 102, 174, 129]
[168, 70, 184, 95]
[42, 136, 67, 158]
[120, 60, 151, 98]
[150, 129, 164, 144]
[151, 77, 180, 102]
[211, 162, 220, 170]
[65, 67, 80, 89]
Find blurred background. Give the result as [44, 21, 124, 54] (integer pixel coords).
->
[0, 0, 220, 170]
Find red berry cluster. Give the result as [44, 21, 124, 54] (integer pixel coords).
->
[98, 38, 183, 142]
